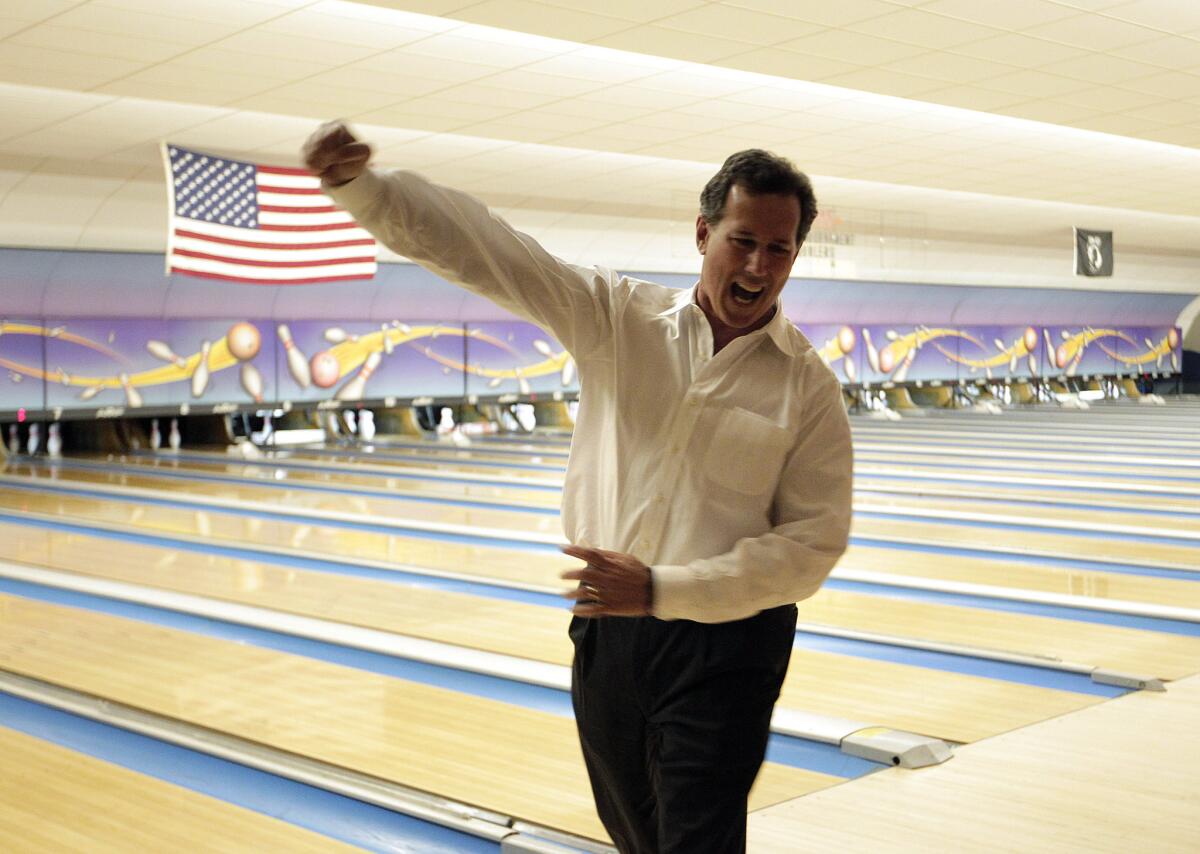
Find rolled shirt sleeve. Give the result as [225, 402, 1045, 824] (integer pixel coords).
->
[328, 167, 611, 360]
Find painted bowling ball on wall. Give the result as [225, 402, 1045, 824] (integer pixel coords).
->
[1168, 328, 1179, 349]
[1024, 326, 1038, 352]
[226, 322, 261, 361]
[837, 325, 856, 354]
[310, 351, 341, 388]
[1055, 343, 1070, 369]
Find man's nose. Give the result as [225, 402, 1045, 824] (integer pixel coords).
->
[745, 248, 767, 276]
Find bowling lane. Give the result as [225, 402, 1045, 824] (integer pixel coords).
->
[276, 444, 569, 471]
[851, 516, 1200, 573]
[49, 453, 1200, 522]
[853, 447, 1200, 478]
[3, 484, 1199, 611]
[838, 545, 1200, 610]
[0, 593, 835, 845]
[0, 532, 1113, 744]
[6, 522, 1198, 680]
[18, 460, 1200, 540]
[849, 426, 1200, 454]
[1, 466, 564, 539]
[120, 446, 1200, 500]
[7, 466, 1200, 574]
[853, 478, 1200, 516]
[0, 726, 358, 854]
[853, 493, 1200, 540]
[64, 453, 562, 506]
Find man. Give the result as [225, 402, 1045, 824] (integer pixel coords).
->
[304, 122, 853, 853]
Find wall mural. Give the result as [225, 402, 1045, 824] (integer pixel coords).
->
[0, 316, 1182, 419]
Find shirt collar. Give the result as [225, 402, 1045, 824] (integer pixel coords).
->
[659, 284, 798, 357]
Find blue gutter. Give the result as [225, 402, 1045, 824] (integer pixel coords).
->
[0, 578, 872, 779]
[0, 692, 498, 854]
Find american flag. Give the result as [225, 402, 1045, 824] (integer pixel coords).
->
[162, 144, 376, 284]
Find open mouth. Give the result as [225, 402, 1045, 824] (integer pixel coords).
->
[731, 281, 765, 305]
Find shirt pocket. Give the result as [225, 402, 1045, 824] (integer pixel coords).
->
[702, 407, 792, 496]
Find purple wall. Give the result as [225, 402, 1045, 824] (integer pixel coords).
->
[0, 247, 1189, 418]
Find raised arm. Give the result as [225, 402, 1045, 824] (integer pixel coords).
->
[303, 121, 610, 358]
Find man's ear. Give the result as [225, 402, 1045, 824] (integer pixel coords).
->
[696, 215, 709, 254]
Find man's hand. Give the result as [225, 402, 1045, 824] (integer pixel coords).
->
[302, 120, 372, 186]
[561, 545, 652, 618]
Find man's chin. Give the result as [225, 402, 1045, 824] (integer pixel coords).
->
[720, 300, 772, 330]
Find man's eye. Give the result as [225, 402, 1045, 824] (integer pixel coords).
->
[733, 237, 753, 247]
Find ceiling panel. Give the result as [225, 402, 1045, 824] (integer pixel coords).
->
[0, 0, 1195, 289]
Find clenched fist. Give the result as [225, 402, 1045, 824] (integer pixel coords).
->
[302, 120, 372, 187]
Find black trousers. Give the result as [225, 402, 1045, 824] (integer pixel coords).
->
[569, 605, 798, 854]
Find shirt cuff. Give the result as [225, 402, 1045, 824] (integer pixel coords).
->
[649, 564, 694, 621]
[324, 167, 384, 209]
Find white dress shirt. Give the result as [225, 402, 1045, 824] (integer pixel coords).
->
[330, 168, 853, 624]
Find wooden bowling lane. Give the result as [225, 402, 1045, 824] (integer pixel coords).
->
[852, 515, 1200, 573]
[0, 595, 832, 844]
[23, 461, 1200, 543]
[859, 477, 1195, 518]
[66, 452, 562, 507]
[0, 531, 1136, 745]
[159, 447, 565, 485]
[838, 544, 1200, 611]
[6, 523, 1199, 683]
[25, 458, 1200, 530]
[335, 437, 571, 461]
[277, 444, 568, 470]
[3, 486, 1199, 614]
[3, 465, 564, 534]
[854, 447, 1200, 478]
[7, 471, 1200, 576]
[0, 726, 358, 854]
[854, 492, 1200, 539]
[748, 673, 1200, 853]
[853, 427, 1200, 454]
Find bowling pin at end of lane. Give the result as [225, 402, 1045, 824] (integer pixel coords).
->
[46, 423, 61, 458]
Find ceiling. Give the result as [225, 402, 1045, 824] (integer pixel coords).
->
[2, 0, 1200, 278]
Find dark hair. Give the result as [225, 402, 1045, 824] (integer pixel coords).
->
[699, 149, 817, 246]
